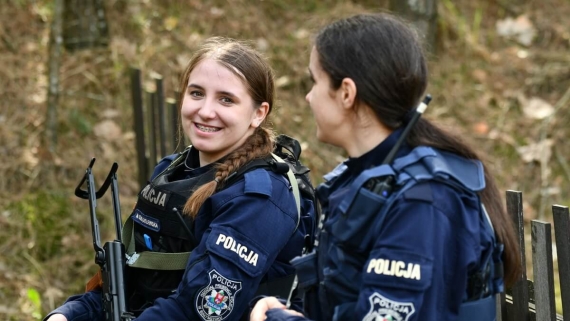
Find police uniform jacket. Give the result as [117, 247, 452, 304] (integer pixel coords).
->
[267, 128, 499, 321]
[45, 147, 306, 321]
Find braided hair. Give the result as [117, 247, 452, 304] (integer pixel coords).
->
[183, 127, 274, 217]
[177, 37, 277, 218]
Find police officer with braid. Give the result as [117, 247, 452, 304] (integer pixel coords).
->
[251, 13, 520, 321]
[44, 37, 316, 321]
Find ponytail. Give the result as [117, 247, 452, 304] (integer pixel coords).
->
[183, 127, 274, 217]
[407, 119, 521, 287]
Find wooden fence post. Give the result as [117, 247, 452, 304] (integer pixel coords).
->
[130, 67, 147, 188]
[131, 69, 185, 187]
[146, 89, 158, 174]
[167, 98, 183, 153]
[506, 190, 530, 321]
[153, 74, 167, 157]
[553, 205, 570, 320]
[531, 220, 556, 320]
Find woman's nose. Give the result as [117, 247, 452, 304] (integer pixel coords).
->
[197, 98, 216, 119]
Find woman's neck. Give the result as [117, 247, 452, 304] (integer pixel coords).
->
[342, 110, 393, 158]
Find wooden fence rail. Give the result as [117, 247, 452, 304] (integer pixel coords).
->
[130, 69, 569, 320]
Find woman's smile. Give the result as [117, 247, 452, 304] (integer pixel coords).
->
[194, 123, 222, 133]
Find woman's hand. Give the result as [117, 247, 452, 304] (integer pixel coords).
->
[250, 297, 305, 321]
[46, 314, 68, 321]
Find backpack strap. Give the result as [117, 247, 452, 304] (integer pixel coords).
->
[224, 154, 302, 230]
[271, 153, 301, 228]
[150, 147, 190, 182]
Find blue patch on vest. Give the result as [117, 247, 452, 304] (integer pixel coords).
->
[132, 209, 160, 232]
[243, 169, 272, 197]
[403, 182, 433, 203]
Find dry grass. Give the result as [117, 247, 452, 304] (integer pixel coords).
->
[1, 0, 569, 319]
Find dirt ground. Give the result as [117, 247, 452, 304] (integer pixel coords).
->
[0, 0, 569, 319]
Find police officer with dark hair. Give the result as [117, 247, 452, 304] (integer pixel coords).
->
[251, 13, 520, 321]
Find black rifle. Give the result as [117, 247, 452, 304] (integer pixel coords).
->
[75, 159, 135, 321]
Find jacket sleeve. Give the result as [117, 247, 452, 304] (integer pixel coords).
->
[135, 170, 299, 321]
[42, 290, 103, 321]
[353, 185, 480, 321]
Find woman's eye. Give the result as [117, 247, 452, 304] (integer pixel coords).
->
[220, 97, 234, 104]
[189, 90, 203, 97]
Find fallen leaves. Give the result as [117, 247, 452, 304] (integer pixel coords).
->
[516, 139, 554, 164]
[521, 97, 555, 120]
[496, 15, 537, 46]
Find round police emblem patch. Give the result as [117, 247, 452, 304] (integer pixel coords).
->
[363, 292, 415, 321]
[196, 269, 242, 321]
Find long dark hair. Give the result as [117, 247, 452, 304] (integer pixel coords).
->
[315, 13, 520, 286]
[178, 37, 276, 218]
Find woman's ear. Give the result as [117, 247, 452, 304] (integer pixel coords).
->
[252, 102, 270, 127]
[339, 78, 357, 110]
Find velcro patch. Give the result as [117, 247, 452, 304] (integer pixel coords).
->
[206, 227, 267, 277]
[363, 292, 415, 321]
[139, 183, 171, 208]
[363, 249, 433, 291]
[403, 182, 433, 203]
[131, 209, 160, 232]
[244, 170, 272, 197]
[196, 269, 242, 321]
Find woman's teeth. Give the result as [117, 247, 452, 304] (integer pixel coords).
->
[196, 124, 221, 132]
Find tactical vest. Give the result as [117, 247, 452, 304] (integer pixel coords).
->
[292, 146, 504, 321]
[122, 137, 317, 315]
[122, 155, 215, 314]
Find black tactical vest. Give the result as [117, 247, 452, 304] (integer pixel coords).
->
[125, 158, 215, 314]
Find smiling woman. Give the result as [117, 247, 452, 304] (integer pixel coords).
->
[43, 37, 316, 321]
[181, 58, 269, 166]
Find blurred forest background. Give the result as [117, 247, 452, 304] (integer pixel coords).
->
[1, 0, 569, 320]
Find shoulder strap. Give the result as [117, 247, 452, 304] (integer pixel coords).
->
[393, 146, 486, 192]
[150, 146, 191, 181]
[224, 154, 301, 230]
[271, 153, 301, 230]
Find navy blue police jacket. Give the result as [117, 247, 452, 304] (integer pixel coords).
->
[44, 147, 311, 321]
[266, 128, 502, 321]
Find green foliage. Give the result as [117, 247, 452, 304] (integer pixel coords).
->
[67, 108, 92, 136]
[26, 288, 42, 320]
[6, 190, 73, 262]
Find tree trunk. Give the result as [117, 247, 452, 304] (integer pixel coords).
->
[63, 0, 109, 51]
[390, 0, 438, 53]
[45, 0, 64, 153]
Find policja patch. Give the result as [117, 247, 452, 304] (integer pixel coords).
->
[363, 292, 415, 321]
[196, 269, 242, 321]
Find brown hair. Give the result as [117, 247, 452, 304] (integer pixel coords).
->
[178, 37, 276, 217]
[315, 13, 520, 286]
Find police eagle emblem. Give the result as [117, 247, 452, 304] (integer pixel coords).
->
[363, 292, 415, 321]
[196, 269, 242, 321]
